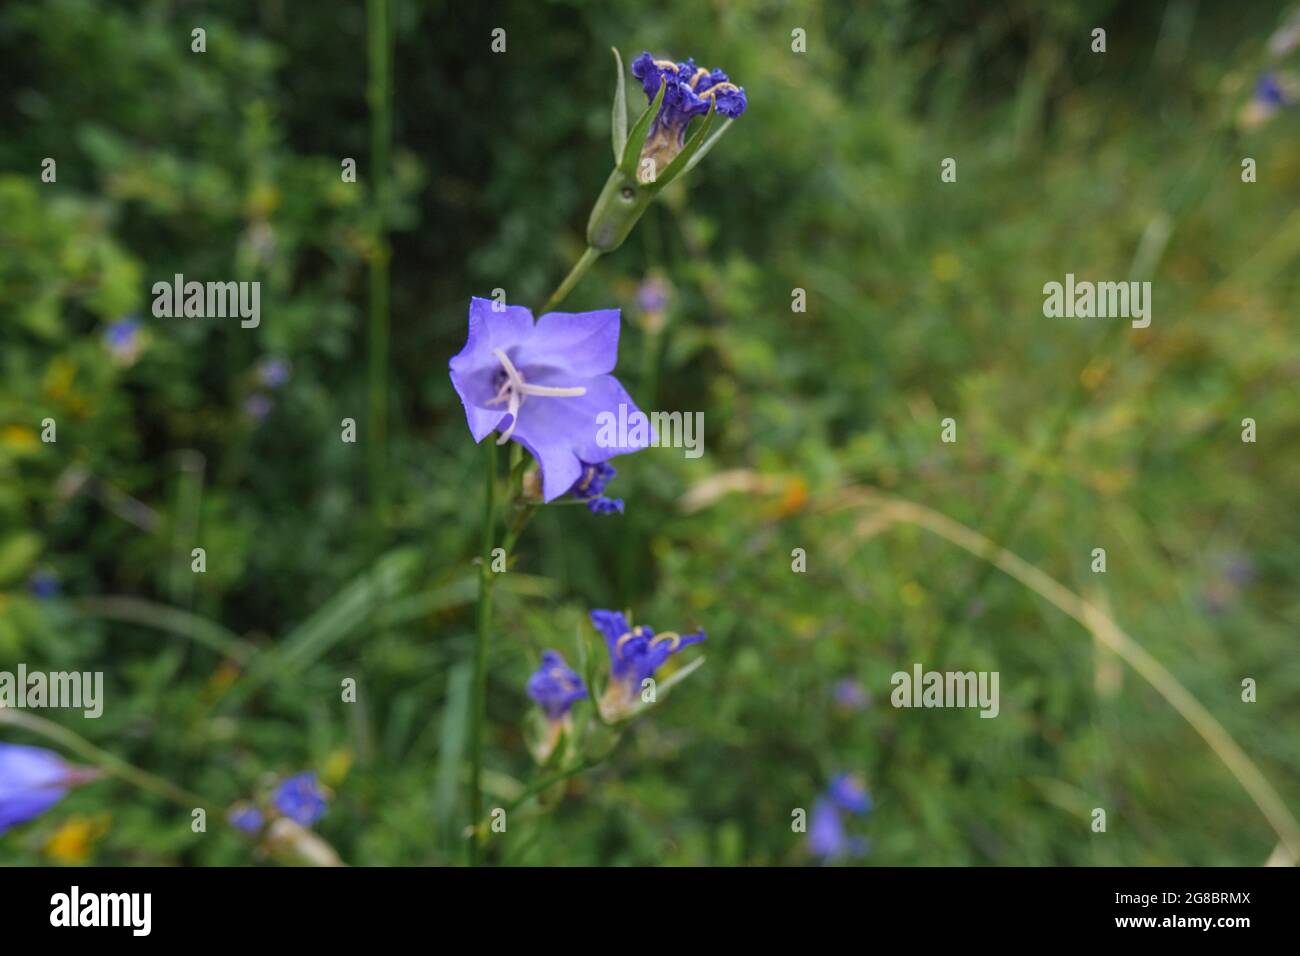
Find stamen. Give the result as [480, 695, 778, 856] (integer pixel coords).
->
[688, 68, 710, 90]
[615, 626, 647, 659]
[650, 632, 682, 653]
[488, 348, 587, 445]
[699, 82, 739, 100]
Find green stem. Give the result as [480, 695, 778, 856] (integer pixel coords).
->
[467, 437, 498, 864]
[0, 709, 210, 809]
[366, 0, 392, 525]
[541, 247, 601, 314]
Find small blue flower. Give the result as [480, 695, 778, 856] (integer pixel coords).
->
[828, 773, 872, 815]
[0, 744, 96, 835]
[526, 650, 588, 720]
[636, 275, 670, 315]
[568, 461, 624, 515]
[227, 803, 264, 834]
[631, 53, 746, 174]
[808, 775, 872, 862]
[272, 773, 327, 827]
[245, 393, 274, 421]
[808, 798, 868, 861]
[449, 299, 650, 502]
[28, 569, 60, 600]
[1256, 72, 1289, 108]
[257, 358, 291, 389]
[589, 609, 705, 717]
[103, 316, 143, 365]
[833, 678, 869, 711]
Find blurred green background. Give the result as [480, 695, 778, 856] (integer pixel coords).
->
[2, 0, 1298, 865]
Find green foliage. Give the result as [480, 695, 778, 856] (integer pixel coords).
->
[1, 0, 1298, 866]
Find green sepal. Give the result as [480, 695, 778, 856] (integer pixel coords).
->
[680, 117, 734, 176]
[619, 78, 666, 178]
[610, 47, 628, 164]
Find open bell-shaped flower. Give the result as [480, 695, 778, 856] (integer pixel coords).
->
[449, 298, 651, 501]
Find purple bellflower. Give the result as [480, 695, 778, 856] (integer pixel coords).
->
[808, 773, 872, 862]
[833, 678, 869, 712]
[828, 773, 873, 815]
[808, 798, 868, 861]
[227, 803, 265, 834]
[272, 772, 327, 827]
[589, 609, 705, 718]
[257, 357, 292, 389]
[526, 650, 588, 763]
[569, 461, 624, 514]
[449, 297, 650, 501]
[527, 650, 589, 721]
[631, 53, 747, 175]
[0, 743, 98, 835]
[28, 569, 61, 600]
[1242, 71, 1298, 128]
[103, 316, 143, 366]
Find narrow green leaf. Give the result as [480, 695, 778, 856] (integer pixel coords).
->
[653, 655, 706, 698]
[433, 662, 472, 842]
[680, 117, 734, 176]
[74, 595, 254, 662]
[222, 547, 420, 706]
[610, 47, 628, 164]
[619, 78, 666, 178]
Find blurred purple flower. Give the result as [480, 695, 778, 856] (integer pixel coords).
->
[27, 569, 60, 600]
[526, 650, 588, 720]
[0, 744, 97, 835]
[449, 297, 649, 502]
[245, 394, 274, 421]
[103, 316, 143, 366]
[635, 275, 670, 315]
[272, 773, 327, 827]
[808, 774, 871, 862]
[828, 773, 872, 815]
[808, 798, 867, 861]
[227, 803, 264, 834]
[568, 461, 624, 515]
[1220, 553, 1256, 587]
[1256, 72, 1290, 108]
[833, 678, 869, 711]
[1202, 552, 1257, 614]
[257, 358, 291, 389]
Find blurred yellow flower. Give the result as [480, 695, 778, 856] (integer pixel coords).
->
[930, 253, 962, 283]
[321, 748, 353, 788]
[776, 476, 809, 516]
[1079, 358, 1111, 391]
[42, 359, 89, 416]
[0, 425, 39, 450]
[44, 814, 110, 864]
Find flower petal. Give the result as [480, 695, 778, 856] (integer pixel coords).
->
[589, 610, 632, 652]
[449, 298, 537, 442]
[509, 420, 584, 502]
[520, 309, 621, 377]
[511, 374, 653, 475]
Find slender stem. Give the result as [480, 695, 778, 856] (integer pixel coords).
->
[822, 487, 1300, 862]
[0, 709, 209, 809]
[540, 247, 601, 314]
[467, 438, 498, 864]
[366, 0, 392, 525]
